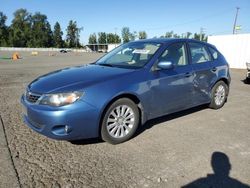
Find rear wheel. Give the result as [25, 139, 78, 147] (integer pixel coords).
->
[101, 98, 139, 144]
[209, 81, 228, 109]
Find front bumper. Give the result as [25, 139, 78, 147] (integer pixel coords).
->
[21, 95, 100, 140]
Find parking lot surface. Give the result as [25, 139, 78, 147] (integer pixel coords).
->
[0, 51, 249, 188]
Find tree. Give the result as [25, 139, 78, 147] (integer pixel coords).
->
[28, 12, 53, 47]
[53, 22, 63, 48]
[165, 31, 174, 38]
[106, 33, 121, 43]
[0, 12, 8, 46]
[9, 9, 32, 47]
[66, 20, 79, 48]
[138, 31, 147, 39]
[114, 34, 121, 43]
[121, 27, 135, 43]
[193, 33, 200, 40]
[98, 32, 107, 44]
[88, 33, 97, 44]
[173, 33, 180, 38]
[193, 33, 207, 41]
[131, 31, 137, 41]
[186, 32, 192, 39]
[121, 27, 130, 43]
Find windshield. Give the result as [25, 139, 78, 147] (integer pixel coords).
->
[96, 42, 162, 69]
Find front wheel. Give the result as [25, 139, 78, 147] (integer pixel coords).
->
[209, 81, 228, 109]
[101, 98, 139, 144]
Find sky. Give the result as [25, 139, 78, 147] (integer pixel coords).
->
[1, 0, 250, 44]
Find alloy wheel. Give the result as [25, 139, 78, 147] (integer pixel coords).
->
[214, 85, 226, 106]
[106, 105, 135, 138]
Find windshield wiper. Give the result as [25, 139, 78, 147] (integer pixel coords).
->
[97, 63, 114, 67]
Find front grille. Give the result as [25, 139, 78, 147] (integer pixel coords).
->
[26, 92, 41, 103]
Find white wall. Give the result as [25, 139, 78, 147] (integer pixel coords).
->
[208, 34, 250, 69]
[107, 44, 121, 52]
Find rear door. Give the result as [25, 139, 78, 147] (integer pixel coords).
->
[187, 42, 215, 104]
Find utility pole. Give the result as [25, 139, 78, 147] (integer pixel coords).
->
[233, 7, 240, 34]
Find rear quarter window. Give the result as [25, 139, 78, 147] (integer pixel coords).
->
[208, 47, 219, 60]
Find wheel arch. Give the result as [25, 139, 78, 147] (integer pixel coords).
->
[98, 93, 145, 136]
[217, 77, 229, 86]
[209, 77, 230, 102]
[211, 77, 230, 91]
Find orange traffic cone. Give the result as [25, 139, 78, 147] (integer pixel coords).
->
[12, 52, 20, 60]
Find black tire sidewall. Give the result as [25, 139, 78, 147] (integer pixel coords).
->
[101, 98, 139, 144]
[210, 81, 228, 109]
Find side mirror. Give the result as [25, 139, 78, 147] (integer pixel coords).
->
[157, 61, 174, 70]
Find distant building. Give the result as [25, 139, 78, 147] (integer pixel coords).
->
[86, 44, 121, 53]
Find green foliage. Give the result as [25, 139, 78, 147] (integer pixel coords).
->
[1, 9, 85, 48]
[186, 32, 192, 39]
[53, 22, 64, 48]
[121, 27, 136, 43]
[121, 27, 130, 43]
[138, 31, 147, 39]
[88, 33, 97, 44]
[28, 12, 53, 47]
[193, 33, 200, 40]
[98, 32, 107, 44]
[66, 20, 80, 48]
[0, 12, 8, 46]
[193, 33, 207, 41]
[165, 31, 174, 38]
[9, 9, 32, 47]
[107, 33, 121, 43]
[174, 34, 181, 38]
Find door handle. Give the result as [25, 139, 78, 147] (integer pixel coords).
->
[211, 67, 217, 72]
[185, 72, 192, 77]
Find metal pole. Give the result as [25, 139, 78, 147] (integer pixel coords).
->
[233, 7, 240, 34]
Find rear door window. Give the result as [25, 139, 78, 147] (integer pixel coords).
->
[189, 43, 211, 64]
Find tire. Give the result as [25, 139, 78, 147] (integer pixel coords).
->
[246, 77, 250, 84]
[101, 98, 139, 144]
[209, 81, 228, 109]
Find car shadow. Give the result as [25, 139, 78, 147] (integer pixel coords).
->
[181, 151, 250, 188]
[70, 104, 208, 145]
[242, 79, 250, 84]
[69, 137, 104, 145]
[134, 104, 208, 138]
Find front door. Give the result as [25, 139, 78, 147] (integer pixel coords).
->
[148, 42, 194, 118]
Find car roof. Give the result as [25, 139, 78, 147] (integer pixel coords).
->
[130, 38, 215, 48]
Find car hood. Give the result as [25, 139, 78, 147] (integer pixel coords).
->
[28, 64, 135, 93]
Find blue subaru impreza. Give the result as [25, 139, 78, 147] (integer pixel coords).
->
[21, 39, 230, 144]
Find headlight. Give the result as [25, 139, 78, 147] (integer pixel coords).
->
[39, 91, 83, 106]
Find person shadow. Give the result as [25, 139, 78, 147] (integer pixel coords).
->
[182, 151, 250, 188]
